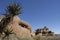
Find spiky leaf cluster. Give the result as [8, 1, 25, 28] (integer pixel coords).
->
[7, 3, 21, 16]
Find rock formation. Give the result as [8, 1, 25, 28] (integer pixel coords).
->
[35, 26, 54, 36]
[0, 15, 57, 40]
[6, 16, 32, 38]
[0, 15, 33, 40]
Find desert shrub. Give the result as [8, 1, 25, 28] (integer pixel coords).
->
[2, 27, 14, 40]
[34, 35, 42, 40]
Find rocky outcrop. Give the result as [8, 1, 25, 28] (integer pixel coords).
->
[0, 15, 56, 40]
[35, 26, 54, 36]
[0, 15, 33, 40]
[5, 16, 32, 38]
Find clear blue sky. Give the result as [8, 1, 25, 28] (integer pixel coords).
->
[0, 0, 60, 34]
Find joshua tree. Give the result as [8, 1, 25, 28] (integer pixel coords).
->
[7, 3, 21, 16]
[0, 3, 22, 34]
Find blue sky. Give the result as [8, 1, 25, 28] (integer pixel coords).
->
[0, 0, 60, 34]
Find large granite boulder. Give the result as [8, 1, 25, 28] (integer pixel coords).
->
[6, 16, 32, 38]
[0, 15, 33, 40]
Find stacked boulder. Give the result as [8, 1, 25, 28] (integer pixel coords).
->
[35, 26, 54, 36]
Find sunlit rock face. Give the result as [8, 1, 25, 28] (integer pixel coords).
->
[5, 16, 32, 38]
[0, 15, 34, 40]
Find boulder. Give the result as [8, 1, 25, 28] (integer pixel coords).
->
[5, 16, 32, 38]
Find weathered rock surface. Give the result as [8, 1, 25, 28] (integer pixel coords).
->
[6, 16, 32, 38]
[0, 15, 33, 40]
